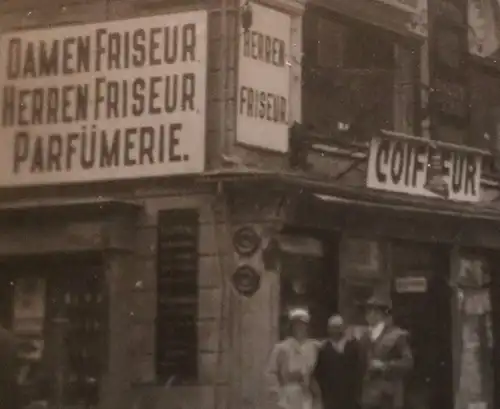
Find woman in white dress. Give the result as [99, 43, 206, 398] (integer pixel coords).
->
[266, 308, 320, 409]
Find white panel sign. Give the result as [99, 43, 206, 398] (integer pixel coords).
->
[366, 134, 482, 203]
[469, 0, 500, 58]
[236, 3, 291, 152]
[0, 12, 207, 186]
[394, 277, 428, 293]
[376, 0, 419, 13]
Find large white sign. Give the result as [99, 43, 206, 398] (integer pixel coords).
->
[236, 3, 291, 152]
[366, 134, 482, 203]
[0, 12, 207, 186]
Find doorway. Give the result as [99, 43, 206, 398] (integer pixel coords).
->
[390, 242, 453, 409]
[279, 229, 340, 339]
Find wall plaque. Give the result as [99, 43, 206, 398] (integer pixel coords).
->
[232, 265, 261, 297]
[233, 226, 261, 257]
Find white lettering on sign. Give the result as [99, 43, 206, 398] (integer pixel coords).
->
[366, 134, 482, 202]
[0, 11, 207, 187]
[236, 2, 291, 152]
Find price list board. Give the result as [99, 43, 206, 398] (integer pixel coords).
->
[156, 209, 199, 382]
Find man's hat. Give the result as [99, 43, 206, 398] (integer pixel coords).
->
[365, 295, 392, 312]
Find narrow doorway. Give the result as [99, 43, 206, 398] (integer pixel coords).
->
[279, 229, 339, 339]
[390, 242, 453, 409]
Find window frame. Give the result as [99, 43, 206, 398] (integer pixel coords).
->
[155, 208, 199, 384]
[302, 6, 422, 141]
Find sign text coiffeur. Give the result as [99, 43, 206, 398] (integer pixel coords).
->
[0, 12, 207, 186]
[236, 2, 291, 152]
[366, 134, 482, 202]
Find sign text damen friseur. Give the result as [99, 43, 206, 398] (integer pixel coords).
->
[0, 11, 207, 186]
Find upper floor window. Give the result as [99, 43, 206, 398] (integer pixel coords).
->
[302, 8, 420, 142]
[469, 65, 500, 173]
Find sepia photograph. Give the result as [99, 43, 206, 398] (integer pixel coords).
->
[0, 0, 498, 409]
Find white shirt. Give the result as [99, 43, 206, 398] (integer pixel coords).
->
[370, 322, 385, 341]
[330, 337, 347, 353]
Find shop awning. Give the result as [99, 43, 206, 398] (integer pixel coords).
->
[210, 169, 500, 222]
[312, 191, 500, 222]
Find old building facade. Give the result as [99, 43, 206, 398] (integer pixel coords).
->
[0, 0, 499, 409]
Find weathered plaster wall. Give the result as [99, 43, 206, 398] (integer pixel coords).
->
[128, 187, 231, 409]
[110, 183, 284, 409]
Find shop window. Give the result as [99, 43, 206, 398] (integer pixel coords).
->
[156, 209, 199, 383]
[47, 270, 107, 407]
[454, 254, 494, 409]
[302, 9, 419, 141]
[0, 256, 107, 408]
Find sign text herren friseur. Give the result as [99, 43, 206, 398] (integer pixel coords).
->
[0, 12, 207, 186]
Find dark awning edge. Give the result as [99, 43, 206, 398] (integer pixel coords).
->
[0, 198, 143, 223]
[270, 174, 500, 223]
[311, 193, 500, 223]
[203, 170, 500, 222]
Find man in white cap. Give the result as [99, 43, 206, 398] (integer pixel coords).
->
[313, 314, 362, 409]
[266, 307, 320, 409]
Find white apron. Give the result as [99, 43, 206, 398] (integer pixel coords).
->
[266, 337, 320, 409]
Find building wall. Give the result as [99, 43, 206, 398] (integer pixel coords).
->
[0, 178, 285, 409]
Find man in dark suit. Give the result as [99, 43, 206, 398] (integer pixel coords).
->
[313, 315, 362, 409]
[360, 295, 413, 409]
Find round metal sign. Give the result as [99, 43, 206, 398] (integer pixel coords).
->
[231, 265, 261, 297]
[233, 226, 261, 257]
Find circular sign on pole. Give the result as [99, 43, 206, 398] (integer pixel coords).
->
[233, 226, 262, 257]
[231, 265, 261, 297]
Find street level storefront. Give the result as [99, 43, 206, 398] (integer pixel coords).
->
[0, 181, 230, 409]
[282, 184, 498, 409]
[227, 131, 500, 409]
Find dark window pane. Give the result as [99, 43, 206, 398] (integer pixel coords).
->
[156, 209, 199, 382]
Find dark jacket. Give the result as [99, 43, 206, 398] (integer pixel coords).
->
[359, 324, 413, 409]
[0, 325, 20, 409]
[313, 338, 362, 409]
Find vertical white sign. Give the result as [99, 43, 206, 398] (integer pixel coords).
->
[236, 3, 292, 152]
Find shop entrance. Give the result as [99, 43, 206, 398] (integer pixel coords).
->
[279, 229, 340, 339]
[0, 252, 107, 408]
[390, 243, 453, 409]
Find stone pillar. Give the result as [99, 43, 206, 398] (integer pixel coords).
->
[224, 187, 287, 409]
